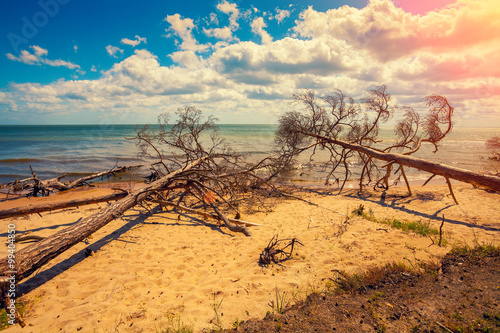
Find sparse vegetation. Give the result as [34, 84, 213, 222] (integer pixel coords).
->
[225, 244, 500, 332]
[350, 204, 441, 238]
[0, 301, 26, 331]
[270, 286, 288, 314]
[211, 292, 224, 331]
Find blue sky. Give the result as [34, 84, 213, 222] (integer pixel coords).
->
[1, 0, 499, 126]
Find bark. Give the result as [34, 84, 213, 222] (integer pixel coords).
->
[0, 157, 208, 282]
[0, 192, 127, 219]
[305, 132, 500, 193]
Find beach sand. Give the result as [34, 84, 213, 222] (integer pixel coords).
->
[1, 183, 499, 332]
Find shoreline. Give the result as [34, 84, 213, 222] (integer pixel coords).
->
[1, 183, 499, 332]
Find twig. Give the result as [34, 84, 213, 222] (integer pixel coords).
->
[436, 321, 453, 333]
[400, 165, 412, 196]
[438, 215, 445, 247]
[445, 177, 459, 205]
[422, 174, 437, 187]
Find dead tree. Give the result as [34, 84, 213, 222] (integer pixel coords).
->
[1, 165, 141, 197]
[0, 157, 210, 283]
[0, 108, 270, 286]
[0, 192, 128, 219]
[275, 85, 500, 198]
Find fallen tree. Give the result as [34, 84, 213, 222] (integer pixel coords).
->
[1, 165, 141, 197]
[0, 157, 210, 282]
[0, 191, 128, 219]
[0, 108, 281, 288]
[275, 85, 500, 199]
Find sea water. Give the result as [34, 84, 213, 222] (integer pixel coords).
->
[0, 124, 499, 186]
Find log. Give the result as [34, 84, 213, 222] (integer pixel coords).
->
[0, 157, 208, 282]
[35, 165, 142, 194]
[0, 192, 127, 219]
[304, 132, 500, 193]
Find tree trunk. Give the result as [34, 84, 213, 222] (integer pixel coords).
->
[0, 157, 208, 282]
[0, 192, 127, 219]
[306, 132, 500, 193]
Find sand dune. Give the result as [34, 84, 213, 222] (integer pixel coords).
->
[1, 183, 499, 332]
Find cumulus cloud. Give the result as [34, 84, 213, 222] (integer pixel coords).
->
[217, 0, 240, 29]
[294, 0, 500, 62]
[106, 45, 124, 57]
[165, 14, 207, 51]
[203, 26, 234, 40]
[275, 8, 290, 23]
[6, 45, 80, 69]
[121, 35, 147, 47]
[3, 0, 500, 126]
[251, 17, 273, 44]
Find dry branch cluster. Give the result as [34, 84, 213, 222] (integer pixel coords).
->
[1, 165, 140, 197]
[276, 85, 500, 195]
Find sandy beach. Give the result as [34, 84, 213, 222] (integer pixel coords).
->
[1, 182, 499, 332]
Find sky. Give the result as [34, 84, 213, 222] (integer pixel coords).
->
[0, 0, 499, 126]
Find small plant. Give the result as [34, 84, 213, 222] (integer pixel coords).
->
[352, 206, 442, 238]
[351, 204, 366, 217]
[157, 316, 193, 333]
[269, 286, 288, 314]
[332, 262, 414, 294]
[0, 301, 26, 330]
[369, 291, 385, 303]
[211, 292, 224, 330]
[232, 317, 243, 329]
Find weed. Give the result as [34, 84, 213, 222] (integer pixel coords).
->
[232, 317, 244, 329]
[332, 262, 414, 294]
[369, 291, 385, 303]
[156, 316, 193, 333]
[351, 206, 441, 238]
[211, 292, 224, 330]
[0, 301, 26, 330]
[270, 286, 288, 314]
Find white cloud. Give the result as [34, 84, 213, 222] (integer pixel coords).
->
[106, 45, 124, 57]
[203, 26, 234, 40]
[6, 45, 80, 69]
[169, 50, 205, 69]
[31, 45, 48, 57]
[217, 0, 240, 29]
[251, 17, 273, 44]
[90, 65, 97, 72]
[275, 8, 290, 23]
[74, 45, 78, 53]
[2, 0, 500, 126]
[294, 0, 500, 62]
[165, 14, 207, 51]
[121, 35, 147, 47]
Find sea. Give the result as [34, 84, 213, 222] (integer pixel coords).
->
[1, 124, 499, 188]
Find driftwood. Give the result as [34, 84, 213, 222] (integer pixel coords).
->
[0, 157, 209, 283]
[259, 234, 304, 265]
[304, 131, 500, 193]
[1, 165, 141, 197]
[0, 192, 127, 220]
[276, 86, 500, 199]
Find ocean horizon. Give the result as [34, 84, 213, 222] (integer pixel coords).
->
[1, 124, 499, 187]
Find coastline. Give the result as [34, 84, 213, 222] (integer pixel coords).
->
[1, 182, 499, 332]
